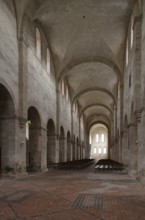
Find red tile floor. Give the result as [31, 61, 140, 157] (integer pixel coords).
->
[0, 165, 145, 220]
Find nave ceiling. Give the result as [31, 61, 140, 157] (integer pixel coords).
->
[14, 0, 135, 129]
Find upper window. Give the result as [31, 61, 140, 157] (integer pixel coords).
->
[66, 84, 69, 101]
[96, 134, 99, 143]
[103, 147, 107, 154]
[36, 28, 41, 60]
[130, 16, 134, 49]
[94, 148, 97, 154]
[98, 147, 102, 154]
[126, 38, 128, 66]
[96, 133, 105, 143]
[101, 134, 105, 143]
[60, 79, 65, 96]
[46, 48, 50, 74]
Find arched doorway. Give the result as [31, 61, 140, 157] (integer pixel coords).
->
[59, 126, 65, 162]
[26, 107, 41, 172]
[89, 123, 108, 162]
[0, 84, 15, 174]
[47, 119, 55, 165]
[67, 131, 71, 161]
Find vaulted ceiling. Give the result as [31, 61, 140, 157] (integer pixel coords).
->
[18, 0, 135, 130]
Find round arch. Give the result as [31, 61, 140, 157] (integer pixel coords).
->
[79, 103, 113, 118]
[0, 83, 16, 174]
[47, 119, 55, 135]
[26, 106, 41, 172]
[86, 113, 111, 126]
[0, 79, 16, 114]
[58, 57, 122, 82]
[72, 87, 116, 107]
[88, 121, 110, 133]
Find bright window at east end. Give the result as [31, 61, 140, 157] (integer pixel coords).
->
[101, 134, 105, 142]
[98, 147, 102, 154]
[103, 147, 107, 154]
[96, 134, 99, 142]
[94, 148, 97, 154]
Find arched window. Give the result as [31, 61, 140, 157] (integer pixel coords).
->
[130, 16, 134, 49]
[46, 48, 50, 74]
[75, 101, 78, 114]
[66, 84, 69, 101]
[96, 133, 105, 143]
[101, 134, 105, 142]
[96, 134, 99, 142]
[36, 28, 41, 60]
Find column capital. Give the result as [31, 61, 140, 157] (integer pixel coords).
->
[19, 117, 27, 129]
[135, 109, 142, 123]
[127, 123, 136, 128]
[133, 15, 143, 29]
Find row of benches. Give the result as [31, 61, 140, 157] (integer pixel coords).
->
[95, 159, 127, 173]
[49, 159, 95, 170]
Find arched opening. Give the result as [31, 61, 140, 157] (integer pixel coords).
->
[89, 123, 108, 162]
[67, 131, 71, 161]
[59, 126, 65, 162]
[47, 119, 55, 166]
[0, 84, 15, 174]
[26, 107, 41, 172]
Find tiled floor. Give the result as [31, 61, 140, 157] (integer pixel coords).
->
[0, 165, 145, 220]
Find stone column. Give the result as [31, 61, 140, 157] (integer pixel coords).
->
[39, 128, 47, 172]
[122, 129, 130, 166]
[64, 138, 67, 162]
[135, 109, 145, 179]
[67, 139, 71, 161]
[139, 110, 145, 180]
[119, 84, 124, 162]
[0, 117, 18, 174]
[15, 32, 28, 175]
[72, 140, 76, 161]
[128, 123, 137, 177]
[70, 140, 73, 161]
[55, 135, 60, 163]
